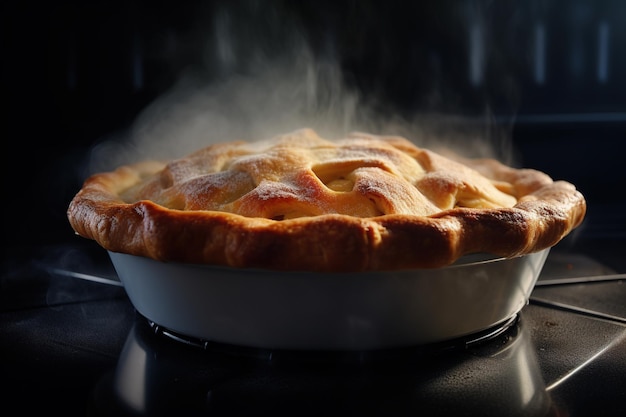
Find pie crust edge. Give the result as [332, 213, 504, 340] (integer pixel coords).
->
[67, 131, 587, 272]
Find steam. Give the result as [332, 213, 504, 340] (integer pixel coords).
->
[129, 52, 366, 159]
[86, 1, 518, 176]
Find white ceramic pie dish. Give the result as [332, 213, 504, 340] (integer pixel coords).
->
[108, 248, 549, 351]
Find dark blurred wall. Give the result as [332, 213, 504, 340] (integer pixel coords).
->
[3, 0, 625, 249]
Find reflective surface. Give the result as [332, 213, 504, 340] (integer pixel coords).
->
[1, 242, 625, 416]
[90, 314, 554, 417]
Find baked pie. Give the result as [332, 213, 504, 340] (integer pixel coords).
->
[67, 128, 586, 272]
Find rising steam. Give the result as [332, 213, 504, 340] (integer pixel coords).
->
[86, 1, 518, 176]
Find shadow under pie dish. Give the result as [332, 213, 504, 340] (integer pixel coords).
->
[67, 128, 586, 350]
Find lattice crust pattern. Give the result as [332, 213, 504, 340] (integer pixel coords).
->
[67, 129, 587, 272]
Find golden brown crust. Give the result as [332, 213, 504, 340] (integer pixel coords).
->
[67, 128, 586, 271]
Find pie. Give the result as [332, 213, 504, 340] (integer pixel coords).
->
[67, 128, 587, 272]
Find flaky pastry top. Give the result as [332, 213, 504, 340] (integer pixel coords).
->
[67, 128, 586, 272]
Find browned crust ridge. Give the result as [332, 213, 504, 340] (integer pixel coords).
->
[67, 132, 586, 272]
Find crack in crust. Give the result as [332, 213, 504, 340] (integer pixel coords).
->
[67, 128, 586, 271]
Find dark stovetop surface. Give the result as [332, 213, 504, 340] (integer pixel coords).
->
[1, 237, 625, 417]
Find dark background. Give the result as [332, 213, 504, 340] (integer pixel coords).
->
[3, 0, 625, 254]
